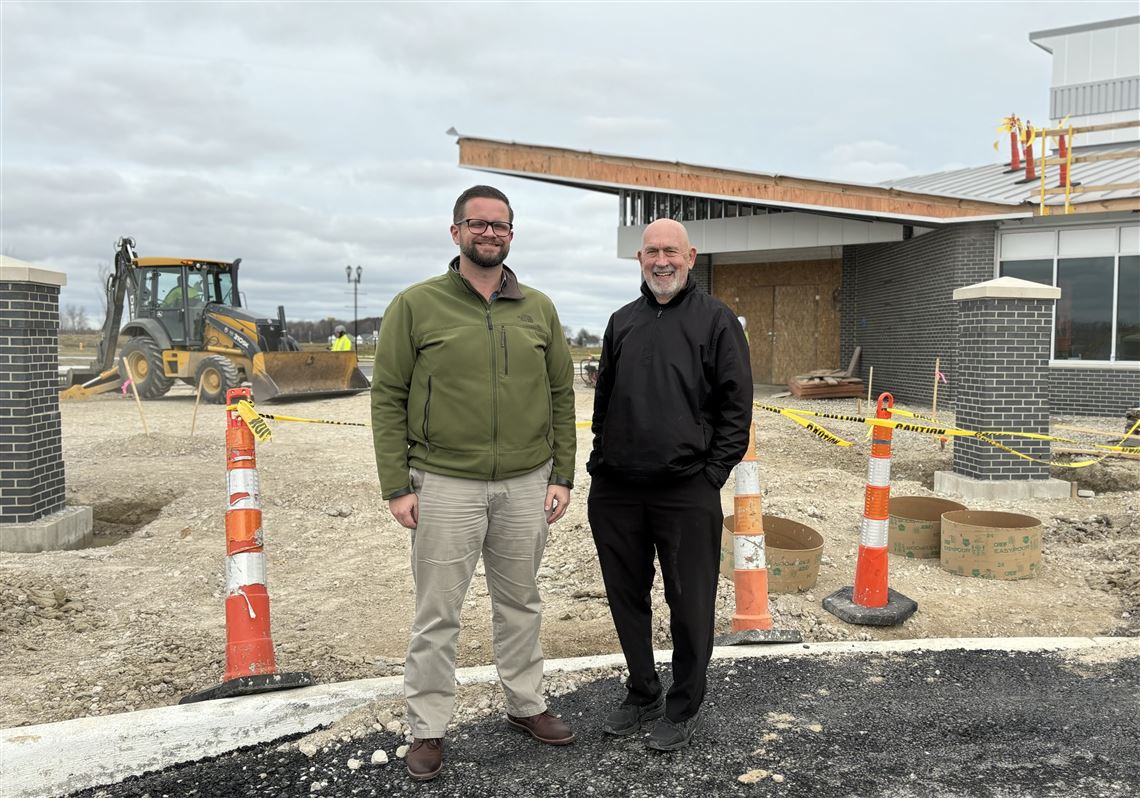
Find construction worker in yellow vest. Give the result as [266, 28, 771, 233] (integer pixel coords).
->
[331, 324, 353, 352]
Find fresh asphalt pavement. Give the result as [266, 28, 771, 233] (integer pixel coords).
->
[68, 646, 1139, 798]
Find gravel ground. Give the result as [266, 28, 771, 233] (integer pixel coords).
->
[1, 382, 1138, 729]
[68, 647, 1140, 798]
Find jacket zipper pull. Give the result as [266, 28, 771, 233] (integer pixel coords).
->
[657, 309, 663, 319]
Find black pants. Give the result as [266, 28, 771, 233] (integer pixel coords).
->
[588, 471, 723, 723]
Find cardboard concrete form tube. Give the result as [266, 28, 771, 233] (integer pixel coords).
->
[940, 510, 1042, 580]
[762, 516, 824, 592]
[719, 515, 824, 593]
[889, 496, 968, 559]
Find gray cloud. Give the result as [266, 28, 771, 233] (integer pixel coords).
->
[2, 0, 1135, 334]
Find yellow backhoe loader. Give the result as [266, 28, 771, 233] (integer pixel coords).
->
[60, 237, 369, 403]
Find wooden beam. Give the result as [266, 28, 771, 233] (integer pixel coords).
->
[1040, 119, 1140, 135]
[1055, 197, 1140, 213]
[1043, 182, 1140, 195]
[1042, 151, 1140, 165]
[458, 138, 1022, 220]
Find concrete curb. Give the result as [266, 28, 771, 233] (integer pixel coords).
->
[2, 637, 1137, 798]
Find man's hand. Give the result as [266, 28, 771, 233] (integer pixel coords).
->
[545, 485, 570, 524]
[389, 493, 419, 529]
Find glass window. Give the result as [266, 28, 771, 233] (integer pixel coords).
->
[999, 259, 1052, 285]
[1055, 257, 1114, 361]
[215, 271, 236, 305]
[1117, 255, 1140, 361]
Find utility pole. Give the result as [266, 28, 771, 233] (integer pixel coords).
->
[346, 265, 362, 345]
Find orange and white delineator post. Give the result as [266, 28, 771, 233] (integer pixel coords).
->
[717, 420, 801, 646]
[182, 386, 312, 703]
[854, 393, 894, 607]
[222, 385, 276, 679]
[823, 392, 917, 626]
[731, 420, 771, 630]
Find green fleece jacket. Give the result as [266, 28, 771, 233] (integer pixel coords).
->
[371, 259, 575, 499]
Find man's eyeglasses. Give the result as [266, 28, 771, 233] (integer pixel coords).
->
[459, 219, 513, 236]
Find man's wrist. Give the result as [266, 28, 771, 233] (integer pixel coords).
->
[549, 475, 573, 489]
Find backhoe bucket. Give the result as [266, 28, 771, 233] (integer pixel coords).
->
[59, 366, 124, 400]
[249, 351, 369, 402]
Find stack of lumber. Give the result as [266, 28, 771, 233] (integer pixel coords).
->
[787, 346, 864, 399]
[788, 372, 864, 399]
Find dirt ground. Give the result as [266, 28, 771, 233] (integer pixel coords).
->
[1, 381, 1137, 729]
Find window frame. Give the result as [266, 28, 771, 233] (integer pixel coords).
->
[996, 223, 1139, 366]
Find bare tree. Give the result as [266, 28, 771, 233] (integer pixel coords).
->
[61, 305, 89, 332]
[95, 261, 113, 318]
[574, 328, 600, 347]
[62, 305, 77, 332]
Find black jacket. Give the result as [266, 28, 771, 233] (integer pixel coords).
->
[587, 277, 753, 487]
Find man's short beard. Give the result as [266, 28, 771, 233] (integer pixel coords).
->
[461, 239, 509, 269]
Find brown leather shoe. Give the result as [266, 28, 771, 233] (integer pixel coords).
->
[506, 710, 576, 745]
[406, 737, 443, 781]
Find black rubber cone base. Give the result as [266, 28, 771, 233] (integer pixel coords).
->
[822, 586, 917, 627]
[716, 628, 803, 646]
[180, 671, 315, 704]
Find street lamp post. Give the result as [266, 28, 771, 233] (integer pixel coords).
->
[346, 265, 362, 346]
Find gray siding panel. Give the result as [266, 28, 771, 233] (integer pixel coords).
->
[1051, 76, 1140, 118]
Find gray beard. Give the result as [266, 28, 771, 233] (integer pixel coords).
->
[461, 239, 509, 269]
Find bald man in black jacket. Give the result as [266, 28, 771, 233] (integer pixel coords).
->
[587, 218, 753, 752]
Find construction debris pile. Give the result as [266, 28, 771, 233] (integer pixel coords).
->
[788, 347, 864, 399]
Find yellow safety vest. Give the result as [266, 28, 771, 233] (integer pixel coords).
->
[332, 335, 353, 352]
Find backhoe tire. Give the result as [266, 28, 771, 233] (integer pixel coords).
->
[119, 337, 174, 399]
[195, 356, 241, 404]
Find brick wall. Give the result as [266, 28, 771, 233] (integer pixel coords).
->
[953, 296, 1052, 481]
[839, 248, 858, 368]
[0, 281, 67, 523]
[1049, 368, 1140, 416]
[692, 255, 712, 294]
[842, 223, 997, 406]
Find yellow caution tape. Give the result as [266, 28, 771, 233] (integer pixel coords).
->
[256, 411, 370, 428]
[892, 408, 1139, 455]
[752, 400, 1128, 467]
[233, 401, 273, 443]
[887, 407, 1078, 443]
[755, 402, 974, 439]
[224, 408, 588, 431]
[973, 432, 1105, 469]
[780, 410, 855, 447]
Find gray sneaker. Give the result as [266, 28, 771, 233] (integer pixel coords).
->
[646, 710, 703, 751]
[602, 693, 666, 736]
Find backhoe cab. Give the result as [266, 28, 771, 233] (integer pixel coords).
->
[61, 237, 369, 403]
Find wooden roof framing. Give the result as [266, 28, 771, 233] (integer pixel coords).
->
[456, 136, 1032, 225]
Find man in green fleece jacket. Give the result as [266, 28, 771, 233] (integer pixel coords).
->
[371, 185, 577, 782]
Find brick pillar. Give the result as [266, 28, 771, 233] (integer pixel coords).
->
[934, 276, 1070, 501]
[0, 257, 92, 552]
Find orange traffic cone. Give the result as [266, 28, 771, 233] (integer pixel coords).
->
[717, 420, 801, 646]
[823, 392, 917, 626]
[182, 386, 313, 703]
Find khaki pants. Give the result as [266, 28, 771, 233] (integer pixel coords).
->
[404, 461, 553, 737]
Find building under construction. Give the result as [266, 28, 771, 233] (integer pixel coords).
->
[455, 15, 1139, 418]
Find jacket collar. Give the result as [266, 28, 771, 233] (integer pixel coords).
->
[640, 275, 696, 309]
[448, 256, 524, 300]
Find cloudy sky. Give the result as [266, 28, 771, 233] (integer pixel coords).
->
[2, 1, 1134, 335]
